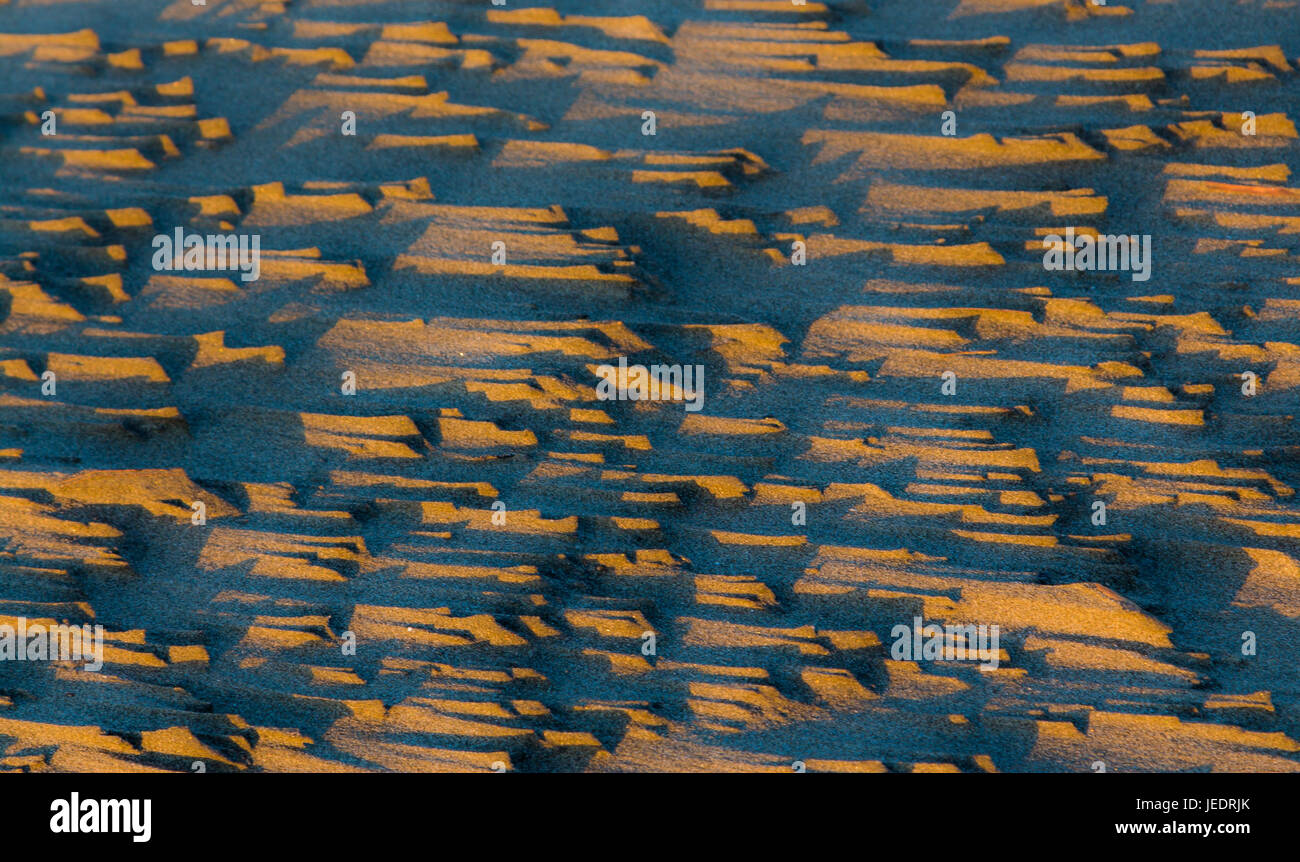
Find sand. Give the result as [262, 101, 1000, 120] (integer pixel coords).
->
[0, 0, 1298, 772]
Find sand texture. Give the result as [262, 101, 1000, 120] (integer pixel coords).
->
[1, 0, 1299, 772]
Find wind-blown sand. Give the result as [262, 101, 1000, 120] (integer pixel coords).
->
[0, 0, 1298, 772]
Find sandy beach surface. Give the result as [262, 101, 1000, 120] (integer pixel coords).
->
[1, 0, 1299, 772]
